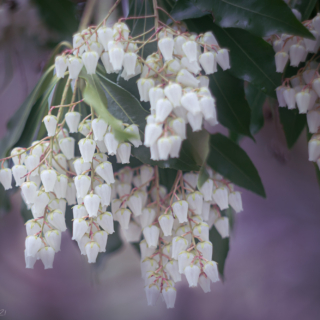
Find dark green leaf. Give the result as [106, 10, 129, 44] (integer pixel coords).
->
[245, 83, 267, 135]
[197, 165, 210, 189]
[21, 200, 33, 223]
[291, 0, 318, 21]
[0, 65, 54, 158]
[207, 133, 266, 197]
[158, 168, 179, 191]
[170, 0, 313, 38]
[279, 108, 306, 149]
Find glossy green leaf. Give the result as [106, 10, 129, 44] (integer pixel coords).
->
[291, 0, 318, 21]
[207, 133, 266, 197]
[0, 65, 54, 158]
[245, 83, 267, 135]
[279, 108, 306, 149]
[170, 0, 313, 38]
[197, 166, 210, 190]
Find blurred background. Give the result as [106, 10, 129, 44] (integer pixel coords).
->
[1, 0, 320, 319]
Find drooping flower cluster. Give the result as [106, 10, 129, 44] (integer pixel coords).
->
[268, 11, 320, 167]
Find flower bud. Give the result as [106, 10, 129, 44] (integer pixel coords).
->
[164, 83, 182, 107]
[85, 241, 100, 263]
[104, 132, 119, 156]
[47, 209, 67, 232]
[55, 56, 68, 78]
[214, 217, 229, 238]
[197, 241, 213, 260]
[200, 179, 213, 201]
[72, 218, 89, 241]
[283, 88, 296, 109]
[158, 214, 174, 236]
[82, 51, 99, 74]
[172, 200, 188, 223]
[143, 225, 160, 248]
[84, 194, 100, 217]
[115, 208, 132, 229]
[68, 56, 83, 79]
[193, 222, 209, 241]
[123, 221, 142, 242]
[212, 187, 229, 210]
[97, 26, 113, 50]
[101, 52, 115, 74]
[176, 69, 200, 88]
[176, 225, 192, 245]
[145, 284, 160, 306]
[181, 57, 201, 74]
[200, 96, 216, 120]
[52, 154, 68, 175]
[157, 137, 172, 160]
[117, 143, 131, 164]
[123, 52, 138, 76]
[308, 137, 320, 161]
[169, 135, 182, 158]
[165, 260, 181, 282]
[185, 265, 200, 287]
[144, 123, 163, 147]
[25, 235, 42, 257]
[97, 211, 114, 234]
[181, 92, 201, 114]
[137, 78, 155, 102]
[162, 287, 176, 309]
[25, 219, 41, 236]
[38, 246, 55, 269]
[199, 52, 216, 74]
[92, 118, 108, 141]
[21, 181, 37, 204]
[59, 137, 75, 160]
[199, 274, 211, 293]
[11, 147, 26, 165]
[65, 112, 81, 133]
[172, 236, 188, 259]
[94, 230, 108, 252]
[204, 261, 220, 282]
[66, 182, 76, 205]
[95, 161, 115, 184]
[295, 90, 311, 113]
[187, 191, 203, 215]
[43, 115, 58, 137]
[40, 170, 57, 193]
[182, 41, 198, 62]
[216, 48, 230, 70]
[228, 191, 243, 213]
[140, 208, 156, 229]
[74, 175, 91, 198]
[289, 44, 306, 67]
[45, 229, 61, 252]
[155, 98, 173, 122]
[178, 251, 195, 274]
[159, 37, 174, 61]
[187, 112, 203, 132]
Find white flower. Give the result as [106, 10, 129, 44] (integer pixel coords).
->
[145, 284, 160, 306]
[94, 184, 111, 207]
[182, 41, 198, 62]
[193, 222, 209, 241]
[144, 123, 163, 147]
[93, 230, 108, 252]
[312, 78, 320, 97]
[143, 225, 160, 248]
[276, 86, 287, 107]
[97, 212, 114, 234]
[40, 170, 57, 193]
[109, 46, 125, 71]
[122, 221, 142, 242]
[124, 124, 142, 148]
[25, 219, 41, 236]
[85, 241, 100, 263]
[68, 56, 83, 79]
[289, 44, 306, 67]
[25, 235, 42, 257]
[181, 92, 201, 114]
[295, 90, 311, 114]
[184, 172, 198, 189]
[45, 229, 61, 252]
[33, 191, 50, 217]
[59, 137, 75, 160]
[187, 112, 203, 132]
[165, 260, 181, 282]
[115, 208, 132, 229]
[92, 118, 108, 141]
[308, 137, 320, 161]
[212, 187, 229, 210]
[228, 191, 243, 213]
[176, 69, 200, 88]
[11, 147, 26, 165]
[214, 217, 229, 238]
[283, 88, 296, 109]
[82, 51, 99, 74]
[43, 115, 58, 137]
[185, 265, 200, 287]
[84, 193, 100, 217]
[73, 158, 91, 176]
[200, 179, 213, 201]
[149, 87, 165, 110]
[181, 57, 201, 74]
[172, 236, 188, 259]
[199, 52, 216, 74]
[158, 214, 174, 236]
[178, 251, 194, 274]
[159, 37, 174, 61]
[55, 56, 68, 78]
[140, 208, 156, 229]
[170, 118, 186, 139]
[140, 239, 156, 259]
[155, 98, 173, 122]
[157, 137, 172, 160]
[202, 31, 219, 46]
[275, 52, 289, 73]
[187, 191, 203, 215]
[74, 175, 91, 198]
[216, 48, 230, 70]
[104, 132, 119, 155]
[204, 261, 220, 282]
[137, 78, 155, 102]
[169, 135, 182, 158]
[127, 192, 142, 216]
[117, 143, 131, 164]
[47, 209, 67, 232]
[164, 83, 182, 107]
[113, 22, 130, 40]
[72, 218, 88, 241]
[122, 52, 138, 76]
[307, 109, 320, 133]
[199, 274, 211, 293]
[172, 200, 188, 223]
[66, 182, 77, 205]
[65, 112, 81, 133]
[21, 182, 37, 204]
[95, 161, 115, 184]
[101, 52, 115, 74]
[197, 241, 213, 260]
[150, 143, 160, 160]
[79, 139, 96, 163]
[162, 287, 176, 309]
[38, 246, 55, 269]
[97, 26, 113, 50]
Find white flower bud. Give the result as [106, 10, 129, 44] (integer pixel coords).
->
[68, 56, 83, 79]
[92, 118, 108, 141]
[178, 251, 195, 274]
[24, 155, 40, 177]
[127, 192, 142, 217]
[214, 216, 229, 238]
[275, 52, 289, 73]
[52, 153, 67, 175]
[283, 88, 296, 109]
[200, 97, 216, 123]
[155, 98, 173, 122]
[55, 56, 68, 78]
[197, 241, 213, 260]
[185, 265, 200, 287]
[304, 30, 320, 53]
[45, 229, 61, 252]
[97, 212, 114, 234]
[149, 87, 165, 110]
[174, 36, 187, 55]
[79, 139, 96, 163]
[66, 182, 76, 205]
[182, 41, 197, 62]
[170, 118, 186, 140]
[101, 51, 115, 73]
[32, 191, 50, 217]
[82, 51, 99, 74]
[309, 137, 320, 161]
[43, 115, 57, 137]
[295, 90, 311, 113]
[38, 246, 55, 269]
[228, 191, 243, 213]
[143, 225, 160, 248]
[137, 78, 155, 102]
[172, 236, 188, 260]
[212, 187, 229, 210]
[204, 261, 220, 282]
[40, 170, 57, 193]
[25, 219, 41, 236]
[0, 168, 12, 190]
[76, 234, 90, 255]
[202, 31, 218, 46]
[117, 143, 131, 164]
[47, 209, 67, 232]
[158, 214, 174, 236]
[187, 191, 203, 215]
[289, 44, 306, 67]
[144, 123, 163, 147]
[181, 92, 201, 114]
[65, 112, 81, 133]
[93, 183, 111, 207]
[181, 57, 201, 74]
[157, 137, 172, 160]
[313, 78, 320, 97]
[199, 52, 216, 74]
[11, 147, 26, 165]
[169, 135, 182, 158]
[159, 37, 174, 61]
[59, 137, 75, 160]
[164, 83, 182, 107]
[109, 45, 124, 71]
[162, 287, 176, 309]
[145, 284, 160, 306]
[115, 208, 132, 229]
[199, 274, 211, 293]
[187, 112, 203, 132]
[72, 218, 88, 241]
[21, 182, 37, 204]
[121, 52, 137, 76]
[165, 260, 181, 283]
[104, 132, 119, 155]
[74, 175, 91, 198]
[193, 222, 209, 241]
[93, 230, 108, 252]
[73, 158, 90, 176]
[139, 208, 155, 229]
[97, 26, 113, 50]
[200, 179, 213, 201]
[216, 48, 230, 70]
[25, 235, 42, 258]
[95, 161, 115, 184]
[276, 86, 286, 107]
[84, 193, 100, 217]
[85, 241, 100, 263]
[176, 69, 200, 88]
[172, 200, 188, 224]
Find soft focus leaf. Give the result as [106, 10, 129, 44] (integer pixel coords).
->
[279, 108, 306, 149]
[245, 83, 267, 135]
[291, 0, 318, 20]
[43, 41, 72, 72]
[170, 0, 313, 38]
[207, 133, 266, 197]
[21, 200, 33, 223]
[0, 188, 11, 217]
[197, 166, 210, 189]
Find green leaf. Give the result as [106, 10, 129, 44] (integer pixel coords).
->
[207, 133, 266, 197]
[0, 65, 54, 158]
[279, 108, 306, 149]
[245, 83, 267, 135]
[21, 200, 33, 223]
[209, 69, 253, 137]
[43, 41, 72, 72]
[170, 0, 313, 38]
[197, 166, 210, 189]
[291, 0, 318, 21]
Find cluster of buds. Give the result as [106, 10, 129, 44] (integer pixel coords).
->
[266, 12, 320, 168]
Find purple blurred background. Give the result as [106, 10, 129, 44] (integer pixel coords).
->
[1, 2, 320, 320]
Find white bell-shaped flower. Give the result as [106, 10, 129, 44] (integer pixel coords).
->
[178, 251, 194, 274]
[312, 78, 320, 97]
[214, 217, 229, 238]
[185, 265, 200, 287]
[33, 191, 50, 217]
[181, 57, 201, 74]
[124, 124, 142, 148]
[73, 158, 90, 176]
[197, 241, 213, 260]
[304, 30, 320, 53]
[21, 182, 37, 204]
[150, 143, 160, 160]
[84, 193, 100, 217]
[174, 35, 187, 55]
[79, 138, 96, 163]
[157, 137, 172, 160]
[73, 204, 88, 219]
[275, 52, 289, 73]
[228, 191, 243, 213]
[68, 56, 83, 79]
[65, 112, 81, 133]
[59, 137, 75, 160]
[158, 214, 174, 236]
[117, 182, 131, 197]
[199, 52, 216, 74]
[141, 258, 159, 279]
[140, 165, 154, 185]
[113, 22, 130, 40]
[204, 261, 220, 282]
[82, 51, 99, 74]
[170, 118, 186, 139]
[181, 92, 201, 114]
[123, 52, 138, 76]
[155, 98, 173, 122]
[72, 218, 88, 241]
[283, 88, 296, 109]
[184, 172, 198, 189]
[307, 109, 320, 133]
[172, 200, 188, 223]
[176, 225, 192, 244]
[45, 229, 61, 252]
[140, 240, 156, 260]
[38, 246, 55, 269]
[94, 230, 108, 252]
[144, 123, 163, 147]
[115, 208, 132, 229]
[66, 182, 76, 205]
[127, 192, 142, 217]
[172, 236, 188, 259]
[200, 96, 216, 121]
[165, 260, 181, 282]
[182, 41, 198, 62]
[85, 241, 100, 263]
[53, 174, 68, 199]
[74, 175, 91, 198]
[176, 69, 200, 88]
[198, 75, 210, 88]
[149, 87, 165, 110]
[97, 212, 114, 234]
[145, 285, 160, 306]
[162, 287, 176, 309]
[216, 48, 230, 70]
[104, 132, 118, 155]
[200, 179, 213, 201]
[159, 37, 174, 61]
[97, 26, 113, 50]
[199, 274, 211, 293]
[289, 44, 306, 66]
[0, 168, 12, 190]
[101, 51, 115, 74]
[164, 83, 182, 107]
[308, 137, 320, 161]
[25, 219, 41, 236]
[143, 225, 160, 248]
[76, 233, 90, 255]
[202, 31, 219, 46]
[25, 235, 42, 258]
[94, 184, 111, 207]
[187, 112, 203, 132]
[109, 46, 124, 71]
[187, 191, 203, 215]
[11, 147, 26, 165]
[212, 187, 229, 210]
[276, 86, 286, 107]
[137, 78, 155, 102]
[78, 121, 91, 136]
[40, 170, 57, 192]
[295, 90, 311, 113]
[25, 154, 40, 177]
[169, 135, 182, 158]
[123, 221, 142, 242]
[43, 115, 58, 137]
[140, 208, 156, 229]
[55, 56, 68, 78]
[92, 118, 108, 141]
[95, 161, 115, 184]
[47, 209, 67, 232]
[193, 222, 209, 241]
[117, 143, 131, 164]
